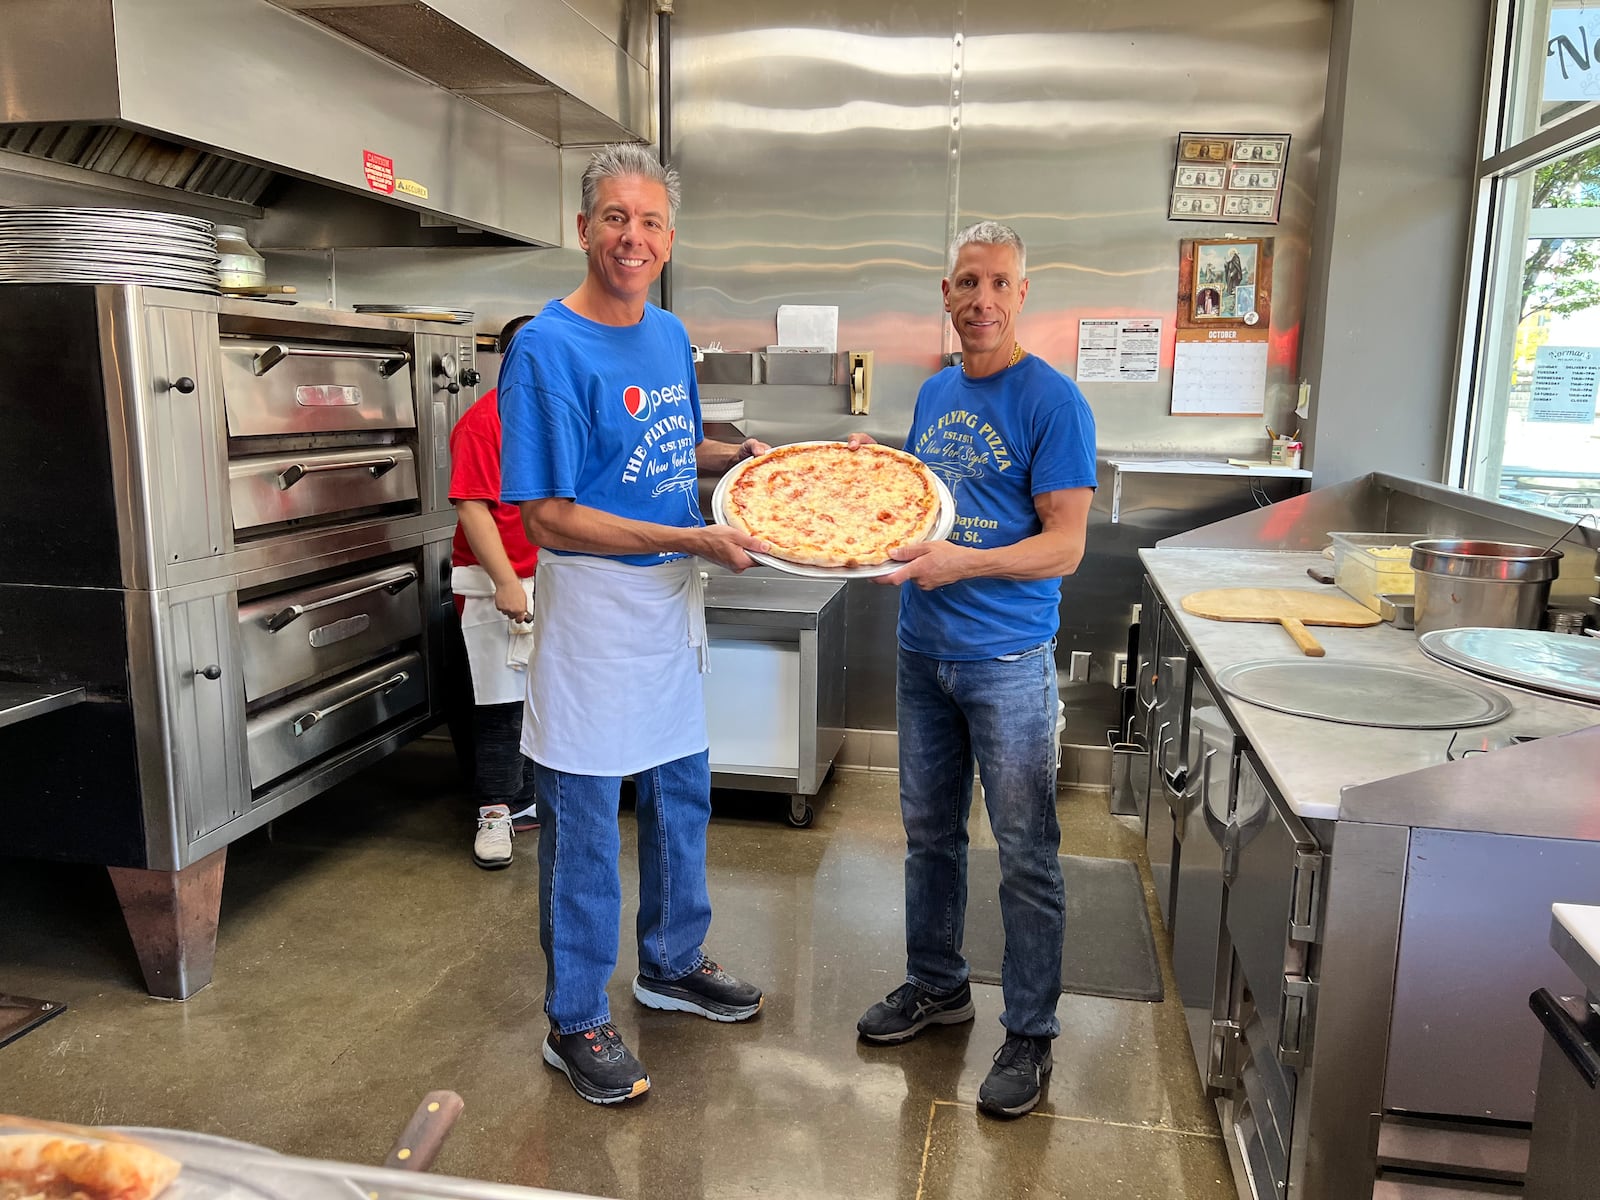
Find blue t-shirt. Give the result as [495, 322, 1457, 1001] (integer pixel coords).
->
[498, 300, 705, 567]
[899, 356, 1098, 659]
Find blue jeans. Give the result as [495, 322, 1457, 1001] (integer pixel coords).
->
[897, 643, 1063, 1039]
[531, 751, 713, 1034]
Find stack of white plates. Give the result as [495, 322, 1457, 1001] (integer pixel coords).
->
[0, 206, 220, 294]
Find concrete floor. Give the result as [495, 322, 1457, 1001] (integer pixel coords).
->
[1, 740, 1235, 1199]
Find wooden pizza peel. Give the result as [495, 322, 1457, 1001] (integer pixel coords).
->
[1180, 587, 1381, 657]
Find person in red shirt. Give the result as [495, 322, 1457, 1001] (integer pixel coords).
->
[450, 314, 540, 868]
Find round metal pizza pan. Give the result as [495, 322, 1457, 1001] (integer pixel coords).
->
[710, 440, 956, 579]
[1214, 658, 1512, 728]
[1418, 627, 1600, 705]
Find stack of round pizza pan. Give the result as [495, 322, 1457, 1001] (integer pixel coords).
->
[0, 206, 220, 294]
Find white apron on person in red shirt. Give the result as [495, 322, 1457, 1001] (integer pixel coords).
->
[451, 564, 536, 705]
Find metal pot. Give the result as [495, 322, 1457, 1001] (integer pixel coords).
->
[214, 223, 266, 290]
[1410, 539, 1563, 635]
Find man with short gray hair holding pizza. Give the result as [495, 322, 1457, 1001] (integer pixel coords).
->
[500, 144, 771, 1107]
[852, 220, 1098, 1119]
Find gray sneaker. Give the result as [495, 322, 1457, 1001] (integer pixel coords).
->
[857, 981, 975, 1044]
[977, 1033, 1053, 1118]
[473, 804, 513, 869]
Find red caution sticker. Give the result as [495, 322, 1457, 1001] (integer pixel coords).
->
[363, 150, 395, 194]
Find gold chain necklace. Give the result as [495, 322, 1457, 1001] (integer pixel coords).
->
[962, 342, 1024, 375]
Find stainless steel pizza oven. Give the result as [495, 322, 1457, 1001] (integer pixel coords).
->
[0, 284, 476, 998]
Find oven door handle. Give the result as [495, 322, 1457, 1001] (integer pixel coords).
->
[292, 670, 410, 736]
[252, 344, 411, 378]
[277, 455, 399, 490]
[265, 569, 419, 633]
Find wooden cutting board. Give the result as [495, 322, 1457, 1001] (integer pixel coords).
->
[1181, 587, 1381, 657]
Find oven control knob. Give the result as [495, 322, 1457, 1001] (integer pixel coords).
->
[433, 353, 461, 394]
[459, 367, 481, 388]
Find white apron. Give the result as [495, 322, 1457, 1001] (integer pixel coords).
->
[451, 564, 537, 705]
[523, 554, 709, 776]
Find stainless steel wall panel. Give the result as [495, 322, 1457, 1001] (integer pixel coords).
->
[669, 0, 1331, 732]
[958, 1, 1330, 457]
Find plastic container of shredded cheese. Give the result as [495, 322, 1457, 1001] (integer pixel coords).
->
[1327, 532, 1430, 614]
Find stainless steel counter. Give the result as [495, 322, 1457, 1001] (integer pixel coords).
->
[1140, 547, 1599, 821]
[704, 572, 845, 628]
[701, 568, 848, 826]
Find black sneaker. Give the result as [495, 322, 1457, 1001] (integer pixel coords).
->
[856, 981, 976, 1044]
[541, 1024, 650, 1105]
[977, 1033, 1053, 1118]
[632, 957, 763, 1022]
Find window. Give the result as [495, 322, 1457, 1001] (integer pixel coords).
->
[1457, 1, 1600, 519]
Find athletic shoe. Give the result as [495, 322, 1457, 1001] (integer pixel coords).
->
[509, 799, 540, 833]
[856, 981, 975, 1044]
[542, 1024, 650, 1105]
[473, 804, 513, 869]
[977, 1033, 1053, 1118]
[632, 956, 763, 1022]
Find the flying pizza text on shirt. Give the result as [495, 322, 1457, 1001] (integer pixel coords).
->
[916, 409, 1015, 473]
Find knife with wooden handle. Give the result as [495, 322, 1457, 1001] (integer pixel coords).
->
[384, 1090, 463, 1172]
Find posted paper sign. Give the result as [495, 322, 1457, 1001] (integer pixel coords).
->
[1077, 318, 1162, 383]
[1545, 12, 1600, 102]
[1530, 345, 1600, 424]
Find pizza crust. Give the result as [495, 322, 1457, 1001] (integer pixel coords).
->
[0, 1132, 181, 1200]
[722, 442, 942, 569]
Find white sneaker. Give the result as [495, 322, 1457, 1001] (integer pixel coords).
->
[474, 804, 513, 869]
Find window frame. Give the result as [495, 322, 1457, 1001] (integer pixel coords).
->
[1449, 0, 1600, 497]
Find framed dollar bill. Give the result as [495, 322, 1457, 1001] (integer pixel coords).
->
[1170, 132, 1289, 225]
[1170, 191, 1223, 219]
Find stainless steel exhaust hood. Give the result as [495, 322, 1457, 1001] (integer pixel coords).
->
[266, 0, 654, 147]
[0, 0, 652, 246]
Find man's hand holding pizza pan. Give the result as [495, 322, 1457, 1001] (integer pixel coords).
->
[879, 487, 1093, 590]
[696, 436, 772, 475]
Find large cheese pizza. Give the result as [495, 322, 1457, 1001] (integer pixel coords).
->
[721, 442, 942, 569]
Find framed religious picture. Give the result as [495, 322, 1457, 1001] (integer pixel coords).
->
[1188, 238, 1267, 323]
[1171, 132, 1290, 225]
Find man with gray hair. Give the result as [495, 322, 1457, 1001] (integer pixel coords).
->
[854, 220, 1097, 1119]
[499, 143, 771, 1105]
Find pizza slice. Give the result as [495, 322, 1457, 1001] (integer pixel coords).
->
[0, 1132, 181, 1200]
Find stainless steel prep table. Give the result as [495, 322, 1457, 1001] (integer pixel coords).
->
[1138, 545, 1600, 1200]
[702, 571, 847, 827]
[1142, 547, 1597, 821]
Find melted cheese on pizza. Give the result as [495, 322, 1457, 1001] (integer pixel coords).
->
[724, 443, 940, 568]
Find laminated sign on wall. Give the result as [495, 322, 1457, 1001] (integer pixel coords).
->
[1171, 237, 1273, 416]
